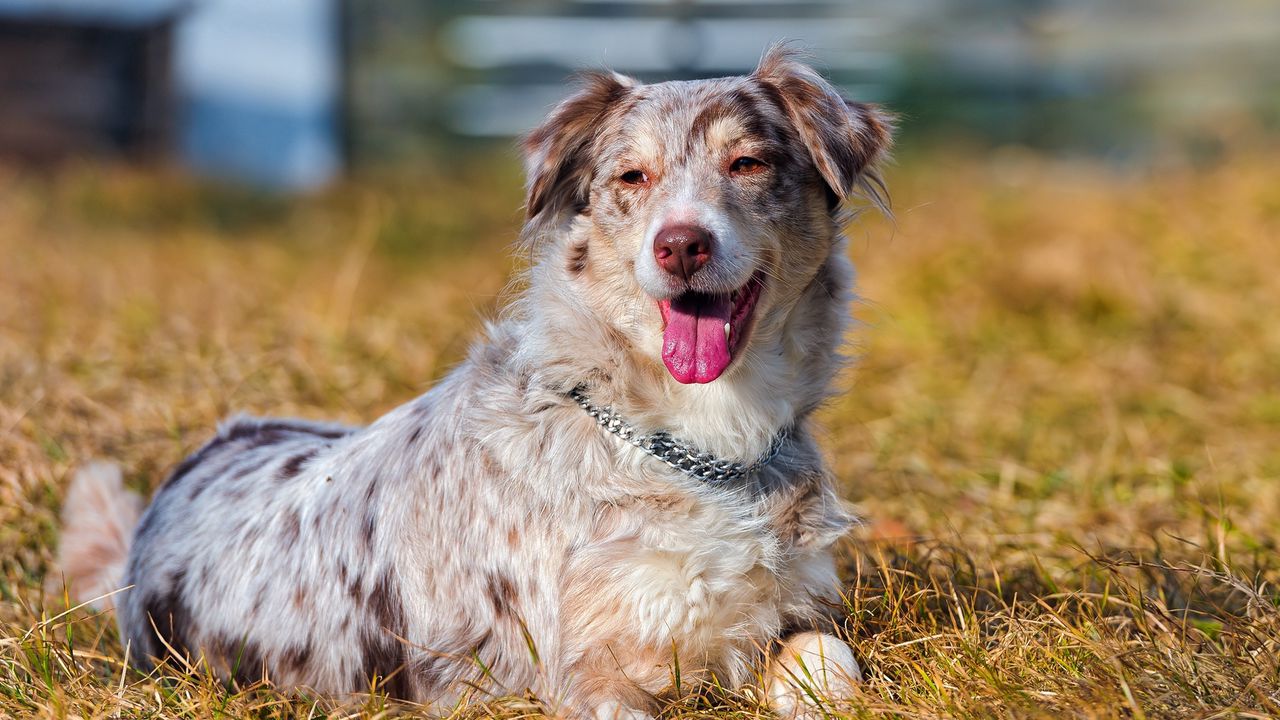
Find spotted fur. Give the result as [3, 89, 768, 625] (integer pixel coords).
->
[58, 45, 890, 719]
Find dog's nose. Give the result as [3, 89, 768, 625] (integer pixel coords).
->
[653, 225, 713, 282]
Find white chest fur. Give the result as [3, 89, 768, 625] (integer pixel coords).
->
[560, 490, 795, 690]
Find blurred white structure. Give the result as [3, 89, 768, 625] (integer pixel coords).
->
[176, 0, 342, 189]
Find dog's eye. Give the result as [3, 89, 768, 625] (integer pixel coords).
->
[729, 156, 767, 176]
[619, 170, 649, 186]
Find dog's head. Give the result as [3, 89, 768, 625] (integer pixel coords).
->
[522, 46, 891, 386]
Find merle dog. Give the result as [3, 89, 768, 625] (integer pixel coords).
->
[59, 46, 891, 719]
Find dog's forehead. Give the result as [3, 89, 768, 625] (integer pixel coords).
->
[639, 76, 740, 104]
[611, 76, 777, 151]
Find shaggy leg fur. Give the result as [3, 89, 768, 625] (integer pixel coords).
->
[766, 632, 861, 718]
[56, 462, 142, 611]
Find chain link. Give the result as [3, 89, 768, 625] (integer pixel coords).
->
[568, 385, 787, 485]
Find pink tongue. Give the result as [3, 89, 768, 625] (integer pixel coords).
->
[662, 294, 733, 384]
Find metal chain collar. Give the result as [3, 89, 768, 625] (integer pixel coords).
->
[568, 385, 788, 485]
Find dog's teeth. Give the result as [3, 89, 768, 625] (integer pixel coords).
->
[724, 323, 731, 342]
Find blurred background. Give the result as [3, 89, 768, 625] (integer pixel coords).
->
[1, 0, 1277, 188]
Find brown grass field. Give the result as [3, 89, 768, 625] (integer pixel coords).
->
[2, 145, 1279, 718]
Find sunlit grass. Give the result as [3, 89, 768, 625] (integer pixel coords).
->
[2, 143, 1279, 717]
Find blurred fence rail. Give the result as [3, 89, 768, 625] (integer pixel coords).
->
[437, 1, 891, 136]
[346, 0, 896, 159]
[348, 0, 1279, 165]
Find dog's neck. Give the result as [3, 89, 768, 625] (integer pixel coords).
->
[506, 239, 854, 462]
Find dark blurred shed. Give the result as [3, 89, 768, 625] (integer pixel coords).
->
[0, 0, 186, 162]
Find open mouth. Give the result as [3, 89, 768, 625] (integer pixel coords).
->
[657, 272, 765, 384]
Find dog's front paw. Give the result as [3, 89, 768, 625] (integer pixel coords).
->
[765, 632, 861, 718]
[589, 700, 655, 720]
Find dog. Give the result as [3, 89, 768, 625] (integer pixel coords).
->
[58, 46, 891, 719]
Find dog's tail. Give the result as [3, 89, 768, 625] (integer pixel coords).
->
[55, 461, 144, 611]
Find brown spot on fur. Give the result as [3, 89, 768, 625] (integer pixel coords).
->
[478, 447, 501, 476]
[486, 571, 518, 616]
[278, 450, 315, 481]
[163, 446, 215, 495]
[507, 527, 520, 548]
[361, 513, 376, 549]
[281, 510, 302, 544]
[278, 642, 313, 673]
[359, 572, 411, 698]
[368, 571, 404, 631]
[346, 573, 363, 605]
[359, 631, 410, 699]
[689, 101, 733, 142]
[611, 186, 633, 216]
[188, 456, 237, 500]
[210, 634, 267, 687]
[141, 570, 191, 665]
[225, 426, 289, 448]
[475, 628, 493, 653]
[567, 241, 589, 274]
[225, 419, 349, 442]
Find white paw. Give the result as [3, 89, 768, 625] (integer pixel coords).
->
[592, 700, 655, 720]
[766, 632, 861, 718]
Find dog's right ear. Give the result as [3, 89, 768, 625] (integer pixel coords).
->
[753, 46, 892, 211]
[522, 72, 635, 220]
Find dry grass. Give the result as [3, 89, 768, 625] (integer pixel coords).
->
[2, 144, 1279, 718]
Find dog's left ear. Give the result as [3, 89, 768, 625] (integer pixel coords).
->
[753, 46, 892, 210]
[522, 71, 636, 220]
